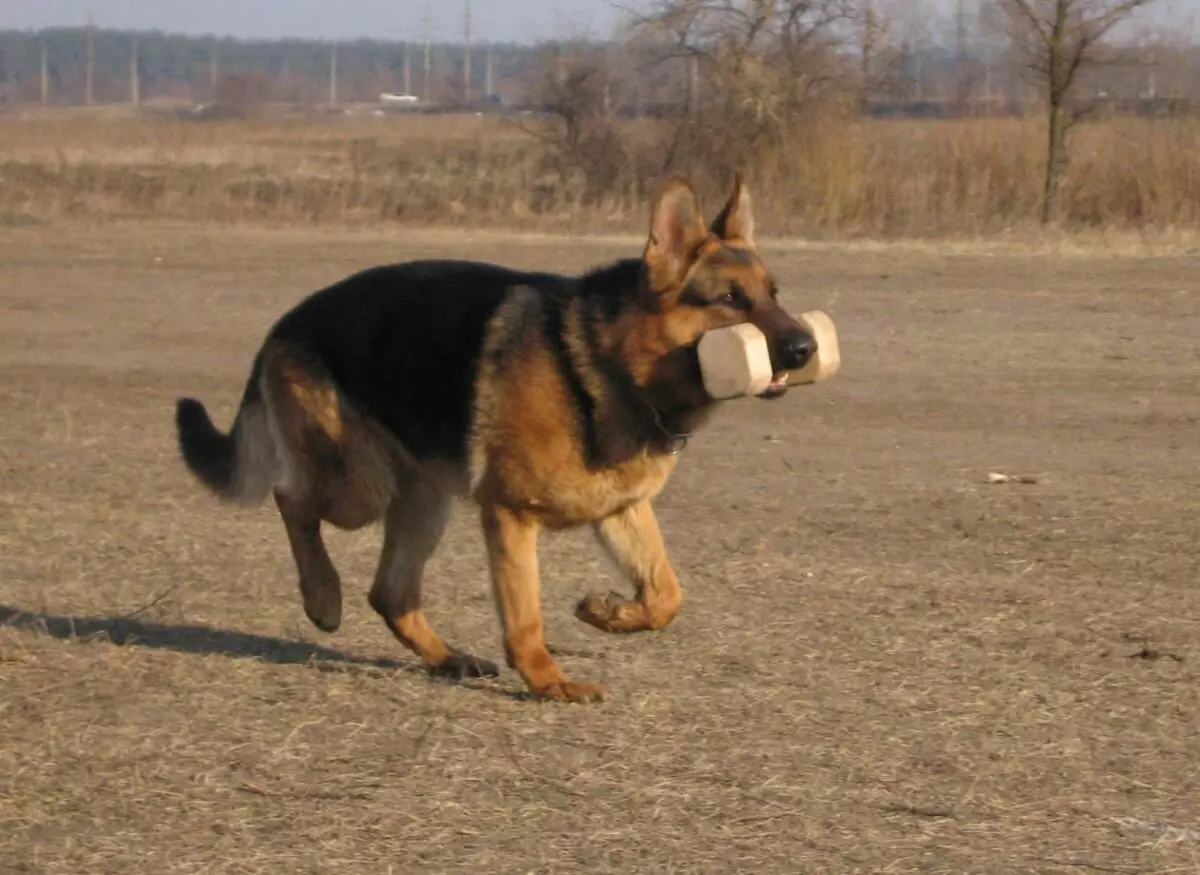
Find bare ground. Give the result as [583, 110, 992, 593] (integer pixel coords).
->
[1, 224, 1197, 874]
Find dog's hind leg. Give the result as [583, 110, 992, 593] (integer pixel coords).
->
[575, 499, 684, 634]
[274, 490, 344, 633]
[369, 473, 499, 680]
[262, 338, 407, 634]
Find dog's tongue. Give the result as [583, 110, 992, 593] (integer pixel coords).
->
[758, 372, 790, 399]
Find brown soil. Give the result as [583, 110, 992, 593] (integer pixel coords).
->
[1, 224, 1197, 874]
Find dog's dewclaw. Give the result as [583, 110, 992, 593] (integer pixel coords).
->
[787, 310, 841, 385]
[698, 323, 774, 400]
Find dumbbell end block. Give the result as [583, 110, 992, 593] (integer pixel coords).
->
[786, 310, 841, 385]
[697, 323, 773, 400]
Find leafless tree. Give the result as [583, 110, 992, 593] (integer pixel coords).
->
[989, 0, 1156, 222]
[628, 0, 854, 174]
[517, 45, 626, 204]
[854, 0, 907, 112]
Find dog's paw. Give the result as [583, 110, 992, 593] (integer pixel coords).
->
[429, 652, 501, 680]
[575, 590, 647, 633]
[302, 593, 342, 633]
[531, 681, 605, 704]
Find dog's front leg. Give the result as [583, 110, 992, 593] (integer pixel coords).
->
[576, 499, 684, 634]
[481, 503, 604, 703]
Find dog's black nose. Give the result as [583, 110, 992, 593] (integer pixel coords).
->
[780, 331, 817, 370]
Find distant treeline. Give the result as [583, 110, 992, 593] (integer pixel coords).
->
[0, 26, 1195, 117]
[0, 26, 1016, 111]
[0, 28, 550, 105]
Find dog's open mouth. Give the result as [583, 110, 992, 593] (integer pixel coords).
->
[757, 372, 790, 400]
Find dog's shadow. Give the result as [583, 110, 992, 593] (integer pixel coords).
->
[0, 603, 421, 677]
[1, 605, 597, 701]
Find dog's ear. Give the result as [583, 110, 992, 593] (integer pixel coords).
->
[710, 172, 755, 246]
[644, 175, 708, 291]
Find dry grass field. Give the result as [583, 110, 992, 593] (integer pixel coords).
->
[1, 222, 1198, 874]
[2, 111, 1198, 236]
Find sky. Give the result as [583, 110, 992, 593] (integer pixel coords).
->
[3, 0, 1197, 45]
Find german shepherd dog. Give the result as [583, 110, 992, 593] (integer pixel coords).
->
[174, 174, 816, 703]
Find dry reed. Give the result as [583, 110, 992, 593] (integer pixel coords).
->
[1, 108, 1196, 237]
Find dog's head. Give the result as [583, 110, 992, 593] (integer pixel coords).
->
[637, 174, 815, 401]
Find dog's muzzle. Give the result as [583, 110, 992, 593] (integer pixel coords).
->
[758, 329, 817, 399]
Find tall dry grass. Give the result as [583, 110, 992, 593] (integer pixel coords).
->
[0, 108, 1196, 237]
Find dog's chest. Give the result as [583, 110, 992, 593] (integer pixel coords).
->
[491, 448, 677, 529]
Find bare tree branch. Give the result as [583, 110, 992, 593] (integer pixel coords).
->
[987, 0, 1159, 223]
[1004, 0, 1056, 46]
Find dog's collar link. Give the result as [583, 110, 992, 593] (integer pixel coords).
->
[648, 404, 692, 455]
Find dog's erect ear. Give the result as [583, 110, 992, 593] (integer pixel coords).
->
[644, 175, 708, 292]
[710, 172, 755, 246]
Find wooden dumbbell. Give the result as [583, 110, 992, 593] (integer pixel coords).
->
[697, 311, 841, 400]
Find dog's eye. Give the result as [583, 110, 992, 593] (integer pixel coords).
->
[719, 284, 749, 308]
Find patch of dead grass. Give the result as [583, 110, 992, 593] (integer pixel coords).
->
[0, 226, 1197, 873]
[2, 112, 1198, 240]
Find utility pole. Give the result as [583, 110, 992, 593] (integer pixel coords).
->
[40, 38, 49, 106]
[403, 41, 412, 95]
[329, 42, 338, 106]
[85, 11, 95, 105]
[130, 37, 140, 106]
[954, 0, 968, 113]
[1144, 35, 1157, 100]
[210, 38, 219, 99]
[423, 1, 432, 103]
[485, 41, 493, 97]
[463, 0, 473, 105]
[1187, 15, 1197, 101]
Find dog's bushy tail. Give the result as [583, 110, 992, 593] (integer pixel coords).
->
[175, 369, 279, 506]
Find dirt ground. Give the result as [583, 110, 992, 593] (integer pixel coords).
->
[1, 223, 1197, 874]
